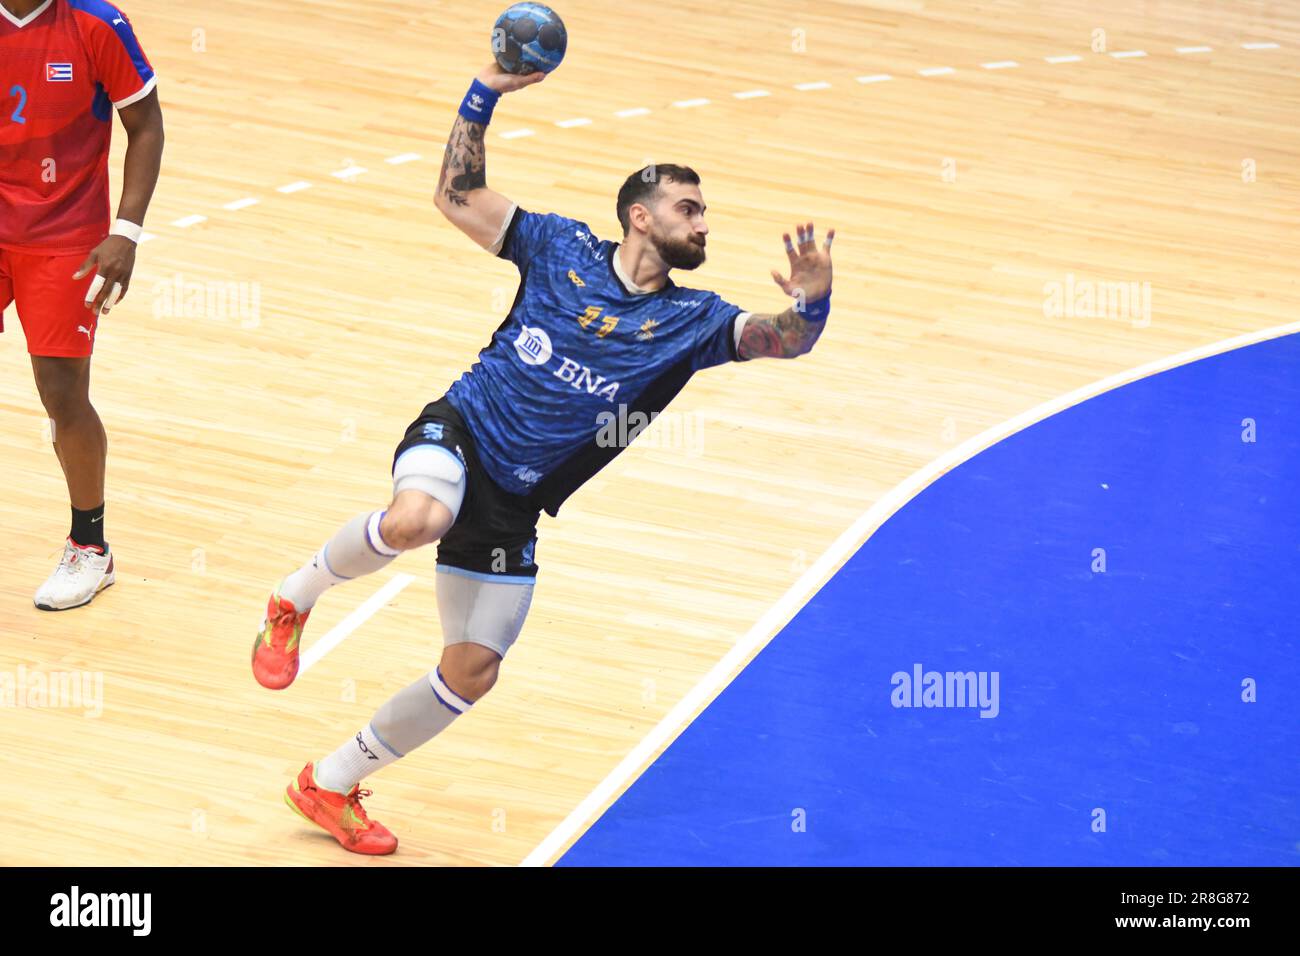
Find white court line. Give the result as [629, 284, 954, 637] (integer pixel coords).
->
[981, 61, 1019, 69]
[918, 66, 956, 76]
[520, 319, 1300, 866]
[794, 81, 831, 91]
[1176, 45, 1213, 54]
[332, 165, 367, 179]
[555, 117, 592, 128]
[672, 98, 710, 108]
[299, 573, 417, 676]
[1045, 54, 1083, 63]
[171, 214, 207, 228]
[386, 152, 422, 165]
[1110, 50, 1148, 58]
[277, 181, 312, 194]
[732, 89, 770, 99]
[138, 231, 157, 243]
[856, 74, 893, 83]
[500, 128, 534, 139]
[615, 106, 652, 116]
[1242, 42, 1280, 50]
[222, 197, 260, 211]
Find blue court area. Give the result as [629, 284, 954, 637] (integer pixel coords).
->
[560, 334, 1300, 866]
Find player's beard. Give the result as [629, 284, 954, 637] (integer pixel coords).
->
[653, 227, 706, 270]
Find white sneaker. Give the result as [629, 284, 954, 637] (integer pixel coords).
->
[34, 539, 116, 611]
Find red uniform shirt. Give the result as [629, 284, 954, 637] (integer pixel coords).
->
[0, 0, 155, 253]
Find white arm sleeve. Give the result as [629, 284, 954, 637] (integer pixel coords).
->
[733, 312, 752, 354]
[487, 202, 518, 255]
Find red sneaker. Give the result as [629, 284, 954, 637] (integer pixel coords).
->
[284, 762, 398, 855]
[252, 591, 310, 690]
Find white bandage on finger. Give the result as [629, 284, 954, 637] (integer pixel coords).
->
[84, 274, 106, 307]
[101, 282, 123, 313]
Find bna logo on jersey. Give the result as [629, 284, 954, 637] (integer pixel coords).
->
[514, 326, 552, 366]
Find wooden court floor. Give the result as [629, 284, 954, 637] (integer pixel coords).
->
[1, 0, 1296, 865]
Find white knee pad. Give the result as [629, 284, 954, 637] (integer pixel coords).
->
[435, 567, 534, 659]
[392, 445, 466, 521]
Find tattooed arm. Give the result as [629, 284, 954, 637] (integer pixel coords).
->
[434, 65, 545, 250]
[737, 305, 828, 359]
[737, 222, 836, 360]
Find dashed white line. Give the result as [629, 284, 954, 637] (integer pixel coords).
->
[139, 231, 157, 243]
[197, 35, 1273, 273]
[298, 574, 417, 676]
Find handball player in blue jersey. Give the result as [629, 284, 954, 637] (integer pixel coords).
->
[253, 62, 834, 854]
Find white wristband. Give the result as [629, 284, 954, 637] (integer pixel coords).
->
[111, 219, 144, 243]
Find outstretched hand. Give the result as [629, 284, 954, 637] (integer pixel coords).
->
[476, 63, 547, 94]
[771, 221, 834, 304]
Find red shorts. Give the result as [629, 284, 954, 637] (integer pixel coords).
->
[0, 247, 100, 358]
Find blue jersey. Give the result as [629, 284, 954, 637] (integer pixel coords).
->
[444, 205, 749, 515]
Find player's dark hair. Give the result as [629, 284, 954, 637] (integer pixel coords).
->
[616, 164, 701, 235]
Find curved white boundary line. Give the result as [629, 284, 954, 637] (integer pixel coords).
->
[520, 321, 1300, 866]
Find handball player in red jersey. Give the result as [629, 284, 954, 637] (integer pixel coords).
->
[1, 0, 163, 610]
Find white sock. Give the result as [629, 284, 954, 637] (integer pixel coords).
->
[278, 550, 345, 611]
[315, 723, 402, 793]
[280, 511, 400, 610]
[315, 669, 476, 793]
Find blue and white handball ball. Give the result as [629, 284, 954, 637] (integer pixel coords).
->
[492, 3, 567, 75]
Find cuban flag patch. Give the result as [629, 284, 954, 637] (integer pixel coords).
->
[47, 63, 74, 82]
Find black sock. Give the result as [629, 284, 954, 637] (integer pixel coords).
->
[70, 504, 106, 552]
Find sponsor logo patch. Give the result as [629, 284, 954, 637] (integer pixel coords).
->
[513, 325, 553, 366]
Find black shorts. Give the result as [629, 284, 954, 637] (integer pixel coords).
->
[392, 395, 540, 580]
